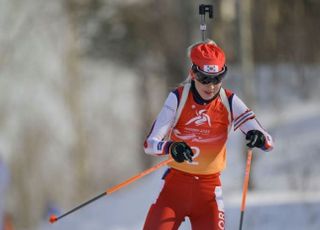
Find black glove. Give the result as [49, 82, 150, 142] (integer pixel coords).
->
[246, 130, 266, 148]
[170, 142, 193, 163]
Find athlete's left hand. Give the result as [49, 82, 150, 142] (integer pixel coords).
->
[246, 130, 266, 148]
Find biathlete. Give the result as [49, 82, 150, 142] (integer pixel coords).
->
[143, 40, 273, 230]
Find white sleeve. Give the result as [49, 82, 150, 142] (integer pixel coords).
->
[144, 92, 178, 155]
[232, 94, 274, 151]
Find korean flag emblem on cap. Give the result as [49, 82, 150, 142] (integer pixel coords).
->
[203, 65, 219, 73]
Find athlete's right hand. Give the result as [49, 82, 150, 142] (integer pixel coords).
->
[170, 142, 193, 163]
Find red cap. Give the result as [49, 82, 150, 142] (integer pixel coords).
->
[190, 43, 226, 73]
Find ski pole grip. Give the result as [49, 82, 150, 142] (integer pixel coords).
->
[199, 4, 213, 18]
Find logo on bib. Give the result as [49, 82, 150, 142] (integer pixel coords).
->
[185, 109, 211, 127]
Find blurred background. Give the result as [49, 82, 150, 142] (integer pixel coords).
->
[1, 0, 320, 229]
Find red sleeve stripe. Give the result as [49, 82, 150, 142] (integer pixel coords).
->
[234, 111, 255, 128]
[234, 109, 252, 123]
[234, 114, 256, 130]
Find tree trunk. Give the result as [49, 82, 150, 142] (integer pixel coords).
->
[238, 0, 256, 190]
[65, 2, 88, 201]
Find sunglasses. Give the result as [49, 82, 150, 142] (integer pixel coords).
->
[192, 64, 227, 85]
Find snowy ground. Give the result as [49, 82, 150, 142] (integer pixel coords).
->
[38, 166, 320, 230]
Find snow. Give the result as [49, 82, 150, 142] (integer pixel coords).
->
[37, 165, 320, 230]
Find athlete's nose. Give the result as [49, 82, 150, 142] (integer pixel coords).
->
[208, 83, 216, 90]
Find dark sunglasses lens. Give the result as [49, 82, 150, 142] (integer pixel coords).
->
[197, 75, 209, 84]
[196, 72, 221, 85]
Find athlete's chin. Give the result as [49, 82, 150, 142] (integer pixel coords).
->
[202, 91, 215, 100]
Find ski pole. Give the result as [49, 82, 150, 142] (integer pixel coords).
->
[49, 158, 173, 224]
[199, 4, 213, 41]
[239, 148, 253, 230]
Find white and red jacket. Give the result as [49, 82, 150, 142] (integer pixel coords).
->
[144, 81, 273, 175]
